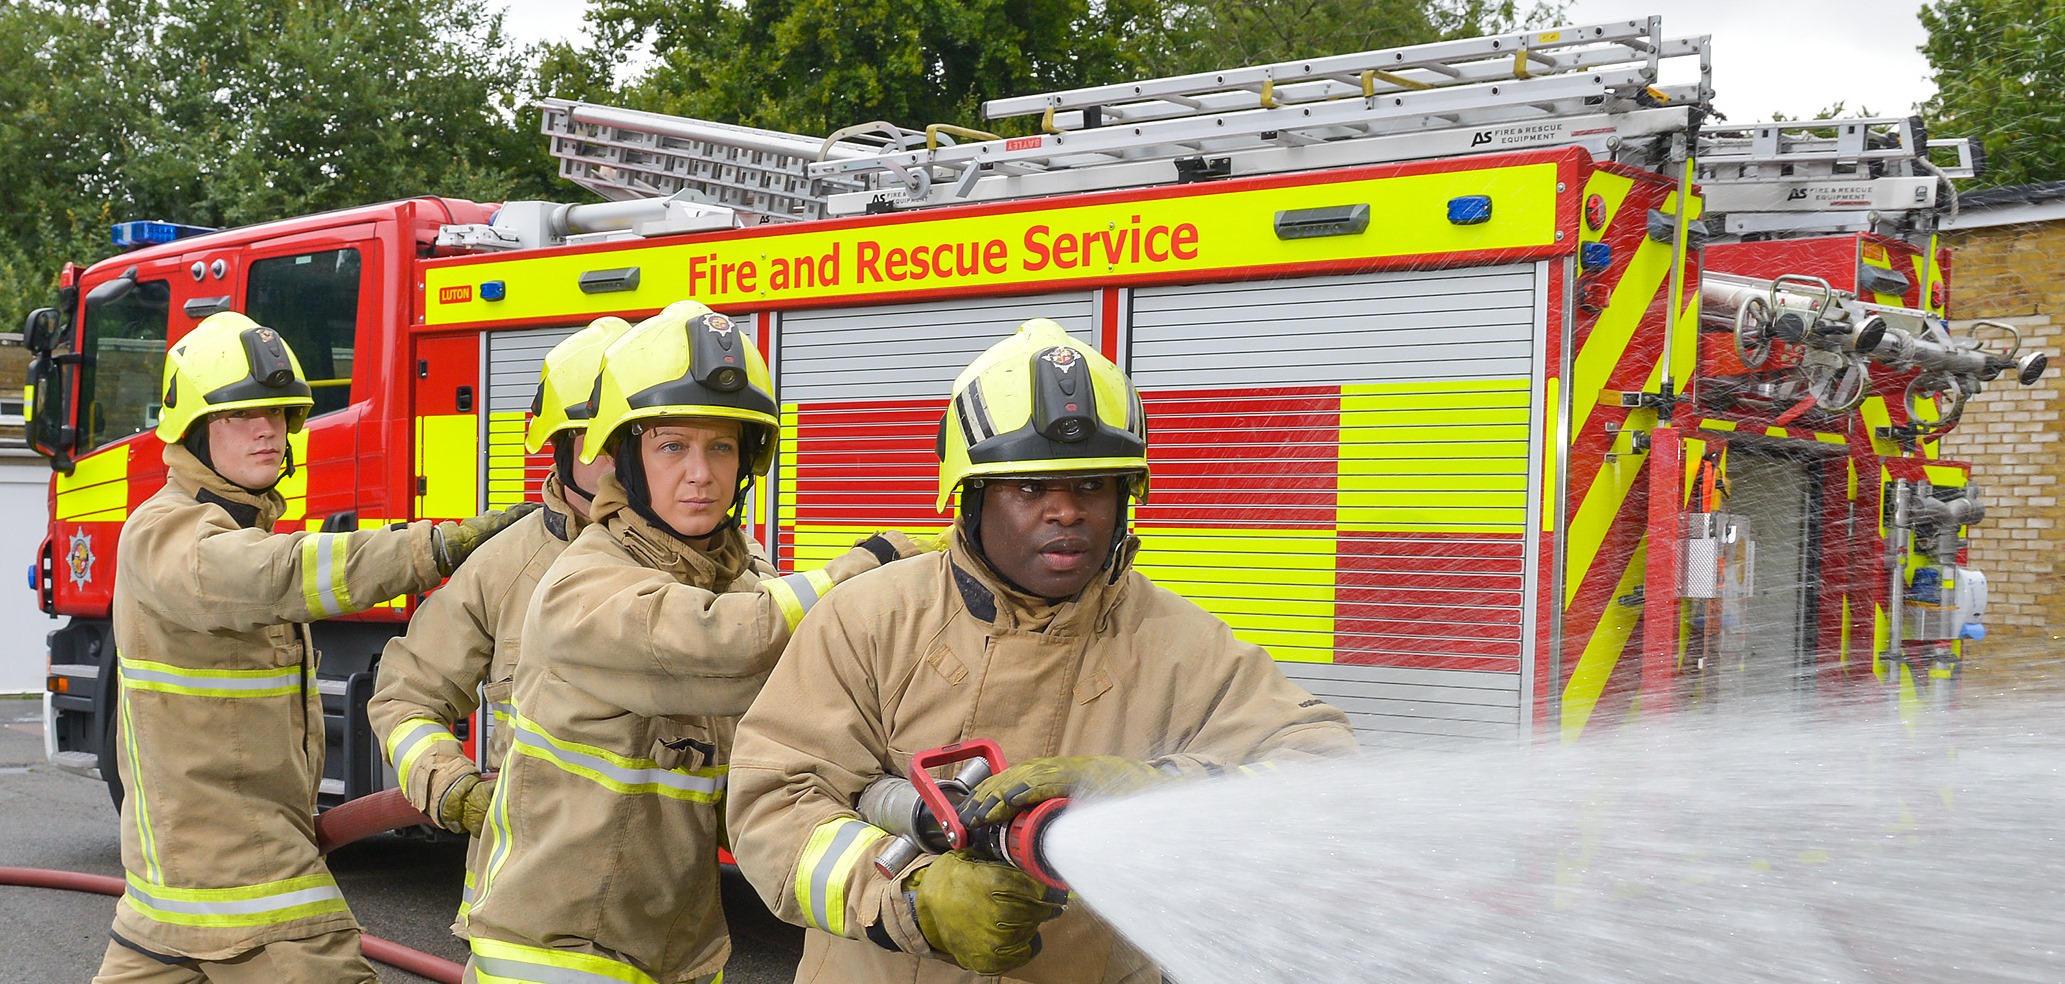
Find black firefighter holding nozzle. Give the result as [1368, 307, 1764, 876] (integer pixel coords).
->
[727, 317, 1360, 983]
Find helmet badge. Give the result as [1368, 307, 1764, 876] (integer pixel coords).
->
[704, 314, 735, 336]
[1040, 347, 1080, 374]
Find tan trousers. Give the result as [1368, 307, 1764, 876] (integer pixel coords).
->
[91, 930, 378, 984]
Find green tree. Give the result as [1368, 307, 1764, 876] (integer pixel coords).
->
[584, 0, 1564, 137]
[0, 0, 561, 328]
[1920, 0, 2065, 187]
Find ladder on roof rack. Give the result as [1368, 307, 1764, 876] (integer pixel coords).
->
[807, 17, 1713, 215]
[1696, 117, 1982, 236]
[540, 98, 903, 222]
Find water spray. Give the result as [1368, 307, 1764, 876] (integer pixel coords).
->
[856, 739, 1072, 891]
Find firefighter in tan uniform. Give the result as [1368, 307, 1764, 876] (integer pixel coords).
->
[461, 300, 926, 984]
[367, 315, 631, 935]
[726, 318, 1359, 983]
[93, 312, 530, 983]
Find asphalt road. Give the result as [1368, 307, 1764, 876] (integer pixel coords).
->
[0, 695, 803, 983]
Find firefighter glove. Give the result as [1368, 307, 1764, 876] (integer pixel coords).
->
[906, 851, 1064, 975]
[437, 772, 495, 837]
[434, 502, 541, 576]
[961, 755, 1167, 827]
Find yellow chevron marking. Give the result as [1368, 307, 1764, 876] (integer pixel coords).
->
[1562, 538, 1648, 742]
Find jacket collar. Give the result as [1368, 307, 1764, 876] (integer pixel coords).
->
[538, 473, 592, 543]
[590, 473, 748, 590]
[163, 443, 284, 531]
[945, 525, 1132, 636]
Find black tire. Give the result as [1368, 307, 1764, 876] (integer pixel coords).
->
[98, 670, 123, 811]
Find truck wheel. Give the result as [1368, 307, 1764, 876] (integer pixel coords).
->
[98, 674, 123, 811]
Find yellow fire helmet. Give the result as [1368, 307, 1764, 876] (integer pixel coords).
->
[584, 300, 778, 475]
[155, 311, 314, 443]
[524, 315, 634, 454]
[935, 318, 1148, 512]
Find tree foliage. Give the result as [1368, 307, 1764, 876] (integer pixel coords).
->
[1920, 0, 2065, 188]
[582, 0, 1563, 136]
[0, 0, 558, 325]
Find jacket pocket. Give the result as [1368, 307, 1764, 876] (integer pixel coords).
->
[481, 678, 517, 766]
[261, 622, 306, 668]
[652, 719, 726, 773]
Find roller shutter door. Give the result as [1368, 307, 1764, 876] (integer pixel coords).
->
[775, 293, 1095, 569]
[1128, 265, 1543, 748]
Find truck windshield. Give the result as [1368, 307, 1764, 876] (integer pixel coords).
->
[78, 279, 172, 451]
[246, 247, 360, 418]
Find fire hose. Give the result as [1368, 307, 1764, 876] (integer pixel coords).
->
[858, 739, 1072, 891]
[0, 788, 464, 982]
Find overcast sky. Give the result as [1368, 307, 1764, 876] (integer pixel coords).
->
[492, 0, 1938, 123]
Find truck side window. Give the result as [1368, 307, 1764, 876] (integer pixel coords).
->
[245, 247, 360, 418]
[78, 279, 172, 451]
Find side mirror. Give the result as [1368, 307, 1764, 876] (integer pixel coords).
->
[84, 265, 139, 307]
[23, 307, 61, 354]
[26, 351, 76, 467]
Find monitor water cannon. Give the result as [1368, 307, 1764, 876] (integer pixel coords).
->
[855, 740, 1072, 892]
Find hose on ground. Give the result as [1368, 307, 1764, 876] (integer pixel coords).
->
[0, 866, 464, 983]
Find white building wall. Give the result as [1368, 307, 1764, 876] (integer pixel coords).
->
[0, 452, 52, 694]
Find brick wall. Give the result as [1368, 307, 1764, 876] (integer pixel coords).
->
[1937, 219, 2065, 689]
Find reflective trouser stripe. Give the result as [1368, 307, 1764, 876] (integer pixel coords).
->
[471, 937, 710, 984]
[1236, 761, 1279, 779]
[300, 531, 355, 618]
[118, 682, 165, 884]
[760, 570, 835, 631]
[387, 717, 460, 793]
[457, 868, 477, 922]
[505, 714, 725, 801]
[123, 871, 350, 929]
[117, 656, 302, 699]
[794, 817, 887, 936]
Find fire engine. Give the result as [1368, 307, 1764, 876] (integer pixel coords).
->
[24, 16, 2046, 809]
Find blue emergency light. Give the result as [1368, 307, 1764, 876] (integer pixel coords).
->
[1446, 196, 1492, 226]
[111, 220, 219, 249]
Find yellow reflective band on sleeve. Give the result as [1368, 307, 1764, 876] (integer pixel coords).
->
[761, 569, 837, 631]
[794, 817, 887, 936]
[386, 717, 460, 793]
[299, 531, 356, 618]
[470, 936, 663, 984]
[1235, 762, 1279, 779]
[122, 871, 350, 929]
[506, 714, 726, 801]
[117, 656, 302, 699]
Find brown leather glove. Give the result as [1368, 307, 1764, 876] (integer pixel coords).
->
[906, 851, 1065, 974]
[436, 772, 495, 837]
[433, 502, 541, 575]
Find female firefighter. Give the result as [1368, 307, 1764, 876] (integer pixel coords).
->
[459, 300, 925, 984]
[367, 314, 632, 938]
[93, 311, 528, 983]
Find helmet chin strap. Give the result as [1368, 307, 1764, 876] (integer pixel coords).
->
[553, 436, 596, 503]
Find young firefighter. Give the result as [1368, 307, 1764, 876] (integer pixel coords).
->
[94, 312, 531, 984]
[726, 318, 1360, 983]
[367, 315, 631, 935]
[461, 300, 927, 984]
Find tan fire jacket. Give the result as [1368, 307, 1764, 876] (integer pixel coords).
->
[108, 444, 445, 961]
[727, 529, 1358, 984]
[368, 475, 591, 934]
[462, 475, 899, 984]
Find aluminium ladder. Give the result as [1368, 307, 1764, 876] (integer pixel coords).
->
[805, 17, 1713, 215]
[1695, 117, 1982, 236]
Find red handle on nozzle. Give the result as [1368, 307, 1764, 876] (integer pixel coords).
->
[909, 739, 1006, 851]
